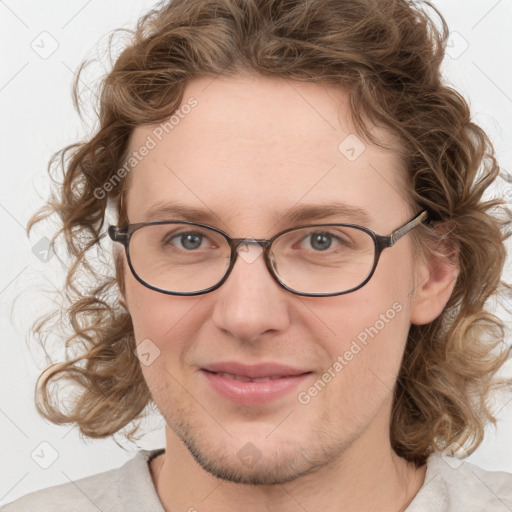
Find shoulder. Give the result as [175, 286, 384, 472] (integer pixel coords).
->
[408, 452, 512, 511]
[1, 449, 165, 512]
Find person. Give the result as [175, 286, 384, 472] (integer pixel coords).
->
[4, 0, 512, 510]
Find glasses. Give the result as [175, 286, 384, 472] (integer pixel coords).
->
[108, 210, 428, 297]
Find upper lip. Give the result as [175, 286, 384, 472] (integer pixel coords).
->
[202, 362, 311, 379]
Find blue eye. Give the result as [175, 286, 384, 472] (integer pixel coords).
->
[164, 231, 206, 250]
[307, 232, 333, 251]
[299, 231, 350, 252]
[177, 233, 203, 250]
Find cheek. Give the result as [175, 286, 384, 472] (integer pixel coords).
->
[124, 272, 201, 346]
[320, 297, 408, 380]
[296, 297, 410, 429]
[125, 280, 203, 395]
[294, 298, 410, 439]
[309, 244, 414, 380]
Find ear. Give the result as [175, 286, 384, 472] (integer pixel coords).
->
[409, 237, 459, 325]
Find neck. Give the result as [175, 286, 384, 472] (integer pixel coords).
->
[150, 423, 426, 512]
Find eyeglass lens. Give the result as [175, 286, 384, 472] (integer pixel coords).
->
[127, 222, 376, 295]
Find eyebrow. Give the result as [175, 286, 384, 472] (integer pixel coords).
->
[140, 201, 371, 230]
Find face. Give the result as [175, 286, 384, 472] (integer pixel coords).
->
[122, 74, 422, 485]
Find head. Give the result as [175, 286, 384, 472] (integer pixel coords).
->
[30, 0, 510, 479]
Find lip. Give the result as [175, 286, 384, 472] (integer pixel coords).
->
[200, 362, 312, 405]
[202, 361, 310, 379]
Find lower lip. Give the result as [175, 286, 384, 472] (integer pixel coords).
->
[201, 370, 311, 405]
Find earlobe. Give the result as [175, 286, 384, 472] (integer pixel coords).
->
[409, 246, 459, 326]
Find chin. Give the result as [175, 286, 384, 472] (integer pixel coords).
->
[168, 410, 346, 486]
[181, 433, 328, 485]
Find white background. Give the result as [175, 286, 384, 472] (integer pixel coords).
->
[1, 0, 511, 506]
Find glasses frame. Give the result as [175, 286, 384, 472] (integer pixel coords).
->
[108, 210, 428, 297]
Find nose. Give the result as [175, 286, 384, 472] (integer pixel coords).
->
[210, 244, 291, 343]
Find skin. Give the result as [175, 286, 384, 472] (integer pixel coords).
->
[121, 74, 457, 512]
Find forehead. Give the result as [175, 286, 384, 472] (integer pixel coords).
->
[124, 75, 410, 233]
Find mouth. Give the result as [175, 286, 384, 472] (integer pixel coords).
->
[206, 371, 291, 382]
[200, 362, 312, 405]
[202, 361, 311, 378]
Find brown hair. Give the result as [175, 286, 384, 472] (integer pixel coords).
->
[28, 0, 510, 465]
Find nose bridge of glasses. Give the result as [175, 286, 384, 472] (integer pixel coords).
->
[227, 238, 276, 270]
[229, 237, 273, 252]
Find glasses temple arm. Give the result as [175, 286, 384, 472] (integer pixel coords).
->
[376, 210, 428, 250]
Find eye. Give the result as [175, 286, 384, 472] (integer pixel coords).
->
[164, 231, 207, 250]
[306, 232, 333, 251]
[299, 231, 349, 252]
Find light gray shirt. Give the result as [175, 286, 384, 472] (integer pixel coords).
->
[3, 448, 512, 511]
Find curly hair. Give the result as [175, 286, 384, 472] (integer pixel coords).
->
[28, 0, 510, 466]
